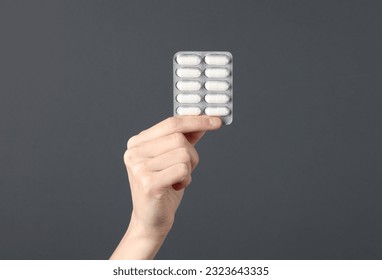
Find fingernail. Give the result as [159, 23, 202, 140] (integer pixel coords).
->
[209, 117, 221, 127]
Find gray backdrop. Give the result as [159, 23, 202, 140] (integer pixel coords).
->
[1, 0, 381, 259]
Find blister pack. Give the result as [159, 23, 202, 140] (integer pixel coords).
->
[173, 51, 233, 125]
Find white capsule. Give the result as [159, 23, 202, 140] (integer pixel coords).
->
[176, 93, 202, 104]
[205, 81, 230, 91]
[176, 81, 202, 91]
[177, 106, 202, 116]
[205, 107, 230, 116]
[205, 93, 230, 104]
[176, 54, 202, 66]
[204, 54, 230, 65]
[176, 68, 202, 78]
[204, 68, 230, 78]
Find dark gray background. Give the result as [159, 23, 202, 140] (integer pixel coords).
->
[1, 0, 381, 259]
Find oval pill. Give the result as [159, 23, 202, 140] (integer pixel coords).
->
[205, 93, 230, 104]
[205, 106, 231, 116]
[205, 81, 230, 91]
[204, 54, 230, 65]
[176, 54, 202, 66]
[177, 106, 202, 116]
[176, 81, 202, 91]
[176, 93, 202, 104]
[204, 68, 230, 78]
[176, 68, 202, 78]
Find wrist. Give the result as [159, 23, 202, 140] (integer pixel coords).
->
[110, 217, 168, 260]
[127, 213, 170, 242]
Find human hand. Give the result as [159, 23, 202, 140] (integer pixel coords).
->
[110, 116, 222, 259]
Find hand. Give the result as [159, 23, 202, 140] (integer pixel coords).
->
[110, 116, 222, 259]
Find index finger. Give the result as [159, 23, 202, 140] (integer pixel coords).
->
[128, 116, 222, 148]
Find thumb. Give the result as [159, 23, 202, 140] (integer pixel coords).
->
[183, 131, 206, 145]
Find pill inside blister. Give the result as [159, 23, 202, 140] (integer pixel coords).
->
[205, 81, 230, 91]
[176, 54, 202, 66]
[177, 106, 202, 115]
[176, 68, 202, 78]
[176, 93, 202, 103]
[205, 107, 230, 116]
[205, 93, 230, 104]
[204, 68, 230, 78]
[176, 81, 202, 91]
[204, 54, 230, 65]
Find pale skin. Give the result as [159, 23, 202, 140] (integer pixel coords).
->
[110, 116, 222, 259]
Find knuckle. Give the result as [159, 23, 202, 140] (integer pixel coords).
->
[127, 135, 137, 149]
[178, 163, 189, 178]
[130, 161, 146, 175]
[173, 132, 186, 145]
[194, 152, 200, 166]
[123, 150, 134, 167]
[178, 147, 191, 162]
[167, 117, 180, 130]
[129, 145, 143, 157]
[186, 176, 192, 187]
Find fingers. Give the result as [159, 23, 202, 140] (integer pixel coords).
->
[130, 133, 188, 157]
[128, 116, 222, 149]
[152, 163, 191, 190]
[124, 133, 200, 191]
[129, 133, 198, 159]
[144, 146, 199, 171]
[125, 116, 218, 195]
